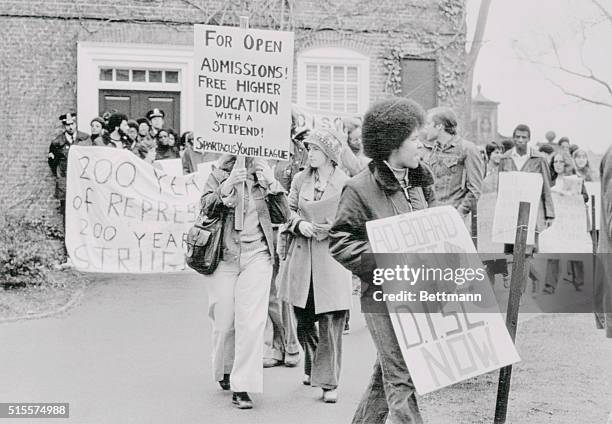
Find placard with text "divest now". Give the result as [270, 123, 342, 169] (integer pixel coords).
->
[366, 206, 520, 395]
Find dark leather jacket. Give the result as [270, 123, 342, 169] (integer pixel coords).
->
[329, 160, 434, 282]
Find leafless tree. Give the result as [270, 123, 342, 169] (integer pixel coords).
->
[514, 0, 612, 109]
[464, 0, 493, 136]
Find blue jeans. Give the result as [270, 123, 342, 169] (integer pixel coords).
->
[294, 280, 346, 389]
[352, 312, 423, 424]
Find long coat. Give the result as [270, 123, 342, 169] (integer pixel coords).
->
[595, 146, 612, 337]
[48, 131, 91, 201]
[278, 167, 352, 314]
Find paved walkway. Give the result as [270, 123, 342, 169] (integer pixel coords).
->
[0, 271, 374, 424]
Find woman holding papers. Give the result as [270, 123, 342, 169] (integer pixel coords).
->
[543, 152, 587, 293]
[278, 128, 352, 403]
[329, 98, 434, 423]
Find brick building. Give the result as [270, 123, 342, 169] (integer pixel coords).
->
[0, 0, 468, 223]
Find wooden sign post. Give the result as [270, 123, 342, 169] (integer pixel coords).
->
[494, 201, 530, 423]
[233, 16, 250, 231]
[193, 17, 294, 231]
[471, 197, 478, 250]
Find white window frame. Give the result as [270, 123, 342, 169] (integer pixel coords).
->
[77, 42, 194, 133]
[297, 47, 370, 114]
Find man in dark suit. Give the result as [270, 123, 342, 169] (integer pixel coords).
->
[48, 112, 91, 216]
[146, 108, 165, 138]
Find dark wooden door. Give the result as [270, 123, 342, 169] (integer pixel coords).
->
[98, 90, 181, 133]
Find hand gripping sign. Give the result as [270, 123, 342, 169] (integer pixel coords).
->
[365, 206, 520, 395]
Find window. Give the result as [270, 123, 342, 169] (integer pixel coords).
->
[400, 57, 437, 110]
[297, 47, 369, 114]
[97, 68, 180, 84]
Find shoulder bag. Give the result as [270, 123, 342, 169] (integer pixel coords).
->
[185, 210, 226, 275]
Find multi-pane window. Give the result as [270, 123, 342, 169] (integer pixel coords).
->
[98, 68, 180, 84]
[304, 64, 360, 113]
[298, 47, 369, 114]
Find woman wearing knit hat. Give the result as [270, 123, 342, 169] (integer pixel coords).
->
[278, 128, 352, 403]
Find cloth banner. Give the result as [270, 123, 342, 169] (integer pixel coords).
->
[65, 146, 209, 273]
[366, 206, 520, 395]
[193, 24, 294, 160]
[492, 172, 542, 245]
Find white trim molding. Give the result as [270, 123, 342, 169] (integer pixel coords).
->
[77, 42, 194, 132]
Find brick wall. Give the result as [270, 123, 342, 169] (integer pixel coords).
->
[0, 0, 467, 221]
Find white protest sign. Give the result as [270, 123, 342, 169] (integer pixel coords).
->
[585, 181, 601, 230]
[539, 193, 591, 253]
[65, 146, 210, 273]
[477, 193, 504, 254]
[366, 206, 520, 395]
[193, 25, 294, 160]
[154, 158, 183, 176]
[197, 161, 214, 179]
[492, 172, 542, 245]
[292, 104, 362, 135]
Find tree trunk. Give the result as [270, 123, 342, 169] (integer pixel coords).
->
[464, 0, 492, 138]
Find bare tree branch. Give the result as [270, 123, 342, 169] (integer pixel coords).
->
[591, 0, 612, 25]
[546, 76, 612, 108]
[552, 37, 612, 97]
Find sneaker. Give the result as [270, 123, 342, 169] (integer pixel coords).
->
[218, 374, 230, 391]
[263, 358, 282, 368]
[303, 374, 311, 386]
[343, 322, 350, 335]
[284, 352, 300, 367]
[232, 392, 253, 409]
[322, 388, 338, 403]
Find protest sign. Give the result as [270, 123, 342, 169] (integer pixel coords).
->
[193, 25, 294, 160]
[477, 193, 504, 254]
[556, 175, 583, 195]
[365, 206, 520, 395]
[197, 161, 214, 179]
[154, 158, 183, 176]
[65, 146, 209, 273]
[492, 172, 542, 245]
[539, 193, 591, 253]
[291, 104, 362, 135]
[585, 181, 601, 230]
